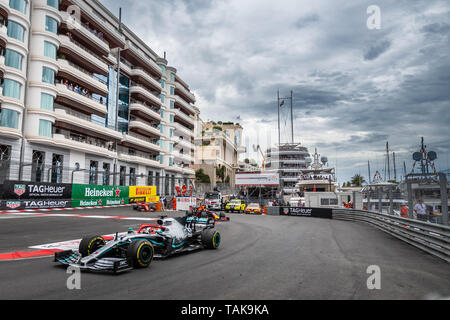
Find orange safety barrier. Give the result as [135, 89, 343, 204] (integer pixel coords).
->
[155, 202, 162, 212]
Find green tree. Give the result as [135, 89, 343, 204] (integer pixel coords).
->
[195, 169, 211, 183]
[351, 174, 366, 187]
[216, 165, 225, 182]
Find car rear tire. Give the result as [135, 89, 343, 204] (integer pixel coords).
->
[79, 235, 106, 257]
[127, 240, 154, 268]
[202, 228, 221, 249]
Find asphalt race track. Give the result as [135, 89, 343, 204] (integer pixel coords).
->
[0, 207, 449, 300]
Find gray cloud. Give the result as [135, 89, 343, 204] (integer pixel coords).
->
[363, 39, 391, 60]
[101, 0, 450, 182]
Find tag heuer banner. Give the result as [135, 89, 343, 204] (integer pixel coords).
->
[0, 181, 72, 210]
[71, 184, 130, 207]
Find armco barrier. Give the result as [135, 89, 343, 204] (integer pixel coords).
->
[333, 209, 450, 263]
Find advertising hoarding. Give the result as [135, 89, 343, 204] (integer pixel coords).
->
[235, 172, 280, 186]
[0, 181, 72, 210]
[71, 184, 129, 207]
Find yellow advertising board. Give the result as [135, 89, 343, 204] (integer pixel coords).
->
[129, 186, 158, 203]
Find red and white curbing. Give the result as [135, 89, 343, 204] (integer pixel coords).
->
[0, 204, 134, 215]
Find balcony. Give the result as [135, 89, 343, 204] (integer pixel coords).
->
[129, 119, 162, 139]
[118, 152, 162, 168]
[57, 59, 108, 95]
[56, 83, 107, 116]
[122, 133, 161, 154]
[173, 122, 194, 137]
[58, 35, 109, 76]
[130, 67, 161, 93]
[130, 85, 162, 108]
[173, 108, 195, 127]
[173, 150, 193, 163]
[0, 24, 7, 48]
[174, 95, 196, 116]
[174, 137, 194, 151]
[26, 133, 116, 158]
[129, 102, 161, 123]
[62, 0, 126, 49]
[175, 82, 195, 104]
[53, 108, 122, 141]
[0, 55, 5, 78]
[60, 15, 110, 57]
[121, 40, 162, 78]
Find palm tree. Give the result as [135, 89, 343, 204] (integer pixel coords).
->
[351, 174, 366, 187]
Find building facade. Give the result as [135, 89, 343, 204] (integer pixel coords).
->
[0, 0, 196, 196]
[194, 121, 245, 188]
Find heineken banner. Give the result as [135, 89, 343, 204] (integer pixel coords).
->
[0, 181, 72, 210]
[71, 184, 129, 207]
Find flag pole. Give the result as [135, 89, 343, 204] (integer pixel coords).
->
[277, 90, 280, 147]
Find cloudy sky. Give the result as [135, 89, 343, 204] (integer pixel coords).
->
[102, 0, 450, 183]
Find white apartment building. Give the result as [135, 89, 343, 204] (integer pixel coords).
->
[0, 0, 196, 196]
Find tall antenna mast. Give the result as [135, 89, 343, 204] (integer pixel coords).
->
[386, 141, 391, 181]
[290, 90, 294, 144]
[393, 152, 397, 182]
[277, 90, 280, 146]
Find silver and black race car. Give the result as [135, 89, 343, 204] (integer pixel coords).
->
[54, 215, 221, 274]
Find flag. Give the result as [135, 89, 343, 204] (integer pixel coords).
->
[280, 100, 285, 107]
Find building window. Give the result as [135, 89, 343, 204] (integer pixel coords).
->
[129, 168, 136, 186]
[160, 109, 164, 119]
[5, 49, 23, 70]
[51, 154, 63, 183]
[119, 166, 126, 185]
[160, 65, 166, 74]
[147, 171, 153, 186]
[170, 73, 175, 82]
[160, 79, 165, 89]
[2, 79, 22, 99]
[170, 86, 175, 95]
[169, 128, 174, 138]
[170, 100, 174, 109]
[45, 16, 58, 34]
[0, 145, 12, 184]
[9, 0, 27, 14]
[169, 157, 173, 167]
[170, 114, 174, 123]
[38, 120, 53, 137]
[102, 163, 110, 185]
[159, 124, 164, 134]
[32, 151, 45, 182]
[46, 0, 59, 9]
[7, 21, 25, 42]
[42, 67, 55, 84]
[0, 109, 19, 129]
[89, 161, 98, 185]
[169, 143, 173, 153]
[44, 41, 57, 59]
[40, 93, 54, 111]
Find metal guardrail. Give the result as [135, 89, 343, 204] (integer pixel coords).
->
[333, 209, 450, 263]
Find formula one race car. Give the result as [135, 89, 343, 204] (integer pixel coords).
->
[54, 215, 221, 274]
[189, 205, 230, 222]
[133, 202, 157, 212]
